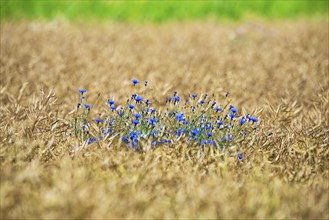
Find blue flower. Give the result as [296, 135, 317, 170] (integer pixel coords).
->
[247, 114, 259, 123]
[173, 96, 180, 103]
[132, 79, 139, 85]
[207, 132, 212, 138]
[215, 106, 222, 112]
[149, 117, 157, 125]
[229, 113, 236, 119]
[206, 122, 212, 130]
[110, 106, 116, 111]
[238, 154, 244, 160]
[132, 119, 140, 125]
[129, 104, 134, 109]
[191, 129, 200, 136]
[229, 105, 237, 113]
[84, 104, 91, 110]
[95, 118, 103, 123]
[108, 100, 115, 106]
[151, 130, 160, 138]
[79, 89, 87, 94]
[239, 117, 246, 125]
[228, 135, 233, 141]
[134, 95, 143, 103]
[176, 112, 185, 122]
[87, 137, 97, 145]
[122, 136, 129, 144]
[217, 121, 223, 127]
[191, 94, 197, 100]
[119, 112, 124, 118]
[129, 131, 138, 140]
[134, 113, 141, 119]
[250, 117, 259, 123]
[201, 140, 207, 145]
[209, 140, 216, 146]
[150, 108, 156, 114]
[200, 100, 205, 105]
[145, 99, 151, 106]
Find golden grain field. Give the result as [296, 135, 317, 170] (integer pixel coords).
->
[0, 20, 328, 219]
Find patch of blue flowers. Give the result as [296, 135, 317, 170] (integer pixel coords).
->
[72, 79, 260, 159]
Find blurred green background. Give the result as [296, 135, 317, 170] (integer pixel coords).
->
[1, 0, 328, 22]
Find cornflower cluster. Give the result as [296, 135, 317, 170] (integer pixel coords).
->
[72, 80, 260, 159]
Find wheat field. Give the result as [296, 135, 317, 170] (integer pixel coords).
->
[1, 20, 328, 219]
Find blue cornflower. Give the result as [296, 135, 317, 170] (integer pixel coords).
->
[247, 114, 259, 123]
[110, 106, 116, 111]
[134, 95, 143, 103]
[206, 122, 212, 130]
[84, 104, 91, 110]
[95, 118, 103, 123]
[132, 79, 139, 85]
[150, 108, 156, 114]
[134, 113, 141, 119]
[132, 119, 140, 125]
[200, 100, 205, 105]
[215, 106, 222, 112]
[177, 129, 182, 137]
[87, 138, 93, 145]
[250, 117, 259, 123]
[229, 113, 236, 119]
[217, 121, 224, 127]
[238, 154, 244, 160]
[191, 94, 197, 99]
[201, 140, 207, 145]
[79, 89, 87, 94]
[176, 112, 185, 122]
[207, 132, 212, 138]
[191, 129, 200, 136]
[129, 131, 138, 140]
[129, 104, 134, 109]
[87, 137, 97, 145]
[119, 112, 124, 118]
[149, 117, 157, 125]
[229, 105, 238, 113]
[122, 136, 129, 144]
[239, 117, 246, 125]
[108, 100, 115, 106]
[132, 138, 138, 147]
[173, 96, 180, 103]
[228, 135, 233, 141]
[209, 140, 216, 147]
[151, 130, 160, 138]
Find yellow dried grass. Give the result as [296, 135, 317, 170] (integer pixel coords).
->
[0, 20, 328, 219]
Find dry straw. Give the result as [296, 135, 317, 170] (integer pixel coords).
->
[0, 20, 328, 219]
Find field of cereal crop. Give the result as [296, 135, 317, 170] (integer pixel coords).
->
[1, 15, 329, 219]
